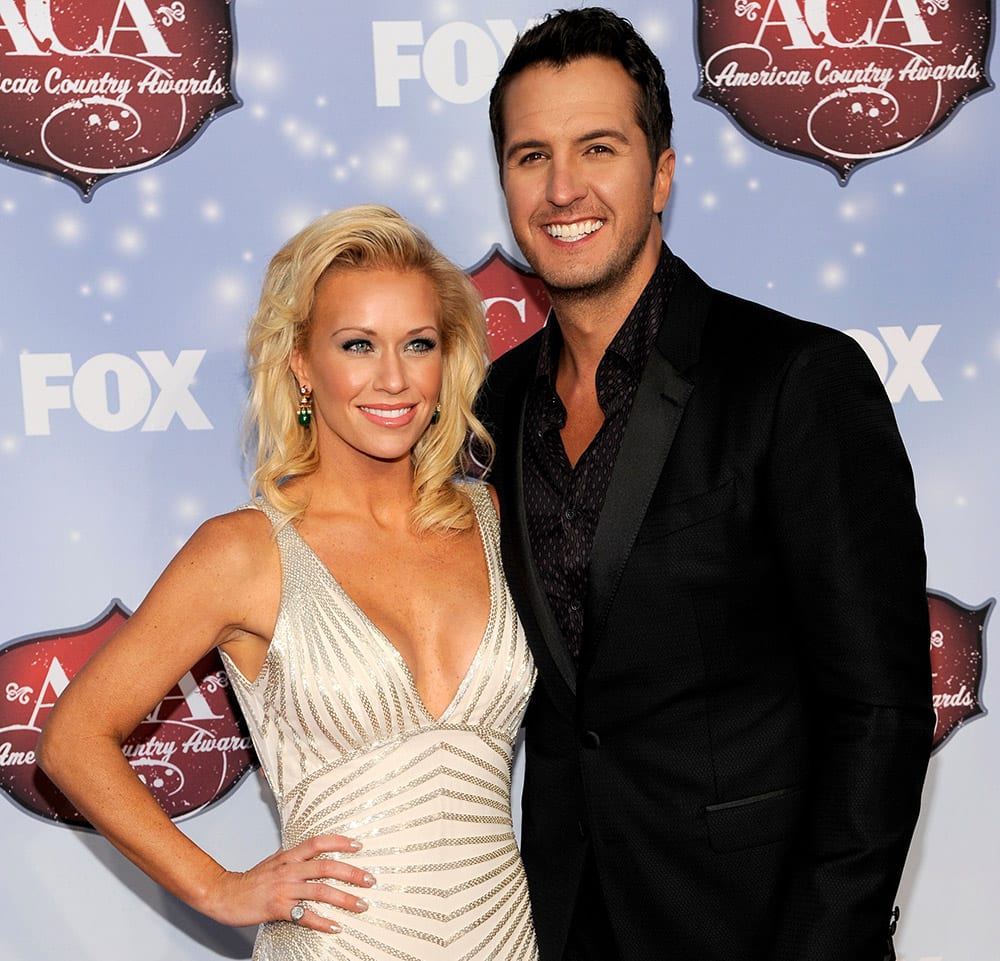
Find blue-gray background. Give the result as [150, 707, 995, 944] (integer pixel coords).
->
[1, 2, 995, 959]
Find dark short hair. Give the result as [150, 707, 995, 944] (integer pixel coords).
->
[488, 7, 673, 176]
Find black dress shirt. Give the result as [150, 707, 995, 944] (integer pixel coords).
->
[522, 246, 678, 664]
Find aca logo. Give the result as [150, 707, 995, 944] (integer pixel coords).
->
[0, 0, 239, 198]
[0, 601, 256, 827]
[467, 245, 550, 359]
[928, 590, 991, 751]
[695, 0, 993, 181]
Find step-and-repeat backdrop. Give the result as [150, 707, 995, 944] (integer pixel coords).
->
[0, 2, 995, 959]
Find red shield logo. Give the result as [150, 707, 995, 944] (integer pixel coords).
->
[928, 590, 991, 751]
[695, 0, 993, 181]
[468, 245, 550, 359]
[0, 0, 238, 199]
[0, 600, 256, 827]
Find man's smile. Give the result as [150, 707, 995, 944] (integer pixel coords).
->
[544, 219, 605, 241]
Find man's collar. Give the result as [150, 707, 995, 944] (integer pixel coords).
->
[533, 243, 678, 384]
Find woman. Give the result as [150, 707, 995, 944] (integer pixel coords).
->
[38, 205, 538, 960]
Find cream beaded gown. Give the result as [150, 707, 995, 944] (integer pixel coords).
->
[221, 482, 538, 960]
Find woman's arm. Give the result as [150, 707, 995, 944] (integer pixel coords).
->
[36, 509, 373, 933]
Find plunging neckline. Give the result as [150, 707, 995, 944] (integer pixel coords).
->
[288, 504, 496, 724]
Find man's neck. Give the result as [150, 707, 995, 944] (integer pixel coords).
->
[550, 245, 662, 378]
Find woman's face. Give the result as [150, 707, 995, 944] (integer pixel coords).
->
[291, 267, 444, 467]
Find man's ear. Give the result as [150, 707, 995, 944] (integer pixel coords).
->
[652, 148, 676, 214]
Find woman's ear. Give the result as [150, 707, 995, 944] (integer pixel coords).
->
[289, 347, 308, 387]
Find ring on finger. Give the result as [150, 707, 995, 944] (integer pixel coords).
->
[290, 902, 306, 924]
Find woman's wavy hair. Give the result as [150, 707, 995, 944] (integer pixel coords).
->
[245, 204, 493, 532]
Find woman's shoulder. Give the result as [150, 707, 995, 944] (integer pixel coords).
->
[199, 501, 274, 535]
[182, 505, 277, 578]
[454, 477, 500, 519]
[132, 506, 280, 641]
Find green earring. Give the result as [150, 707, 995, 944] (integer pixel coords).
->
[430, 403, 441, 425]
[297, 385, 313, 427]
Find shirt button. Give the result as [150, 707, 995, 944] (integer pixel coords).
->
[580, 730, 601, 749]
[564, 508, 576, 521]
[569, 600, 582, 613]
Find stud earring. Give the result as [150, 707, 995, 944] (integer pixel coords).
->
[297, 385, 313, 427]
[430, 403, 441, 426]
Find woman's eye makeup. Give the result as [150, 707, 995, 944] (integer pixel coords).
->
[337, 335, 438, 354]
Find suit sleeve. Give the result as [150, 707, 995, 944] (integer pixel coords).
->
[764, 332, 934, 961]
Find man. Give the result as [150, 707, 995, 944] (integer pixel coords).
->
[478, 8, 933, 961]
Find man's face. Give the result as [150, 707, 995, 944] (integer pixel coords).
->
[499, 56, 674, 303]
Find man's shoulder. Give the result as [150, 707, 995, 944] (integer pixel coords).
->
[482, 327, 545, 397]
[492, 327, 545, 374]
[665, 258, 869, 388]
[672, 255, 830, 333]
[476, 327, 544, 437]
[699, 274, 856, 356]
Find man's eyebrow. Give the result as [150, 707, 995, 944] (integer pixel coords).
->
[576, 128, 631, 145]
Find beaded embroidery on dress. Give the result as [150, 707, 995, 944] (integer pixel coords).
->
[222, 481, 538, 960]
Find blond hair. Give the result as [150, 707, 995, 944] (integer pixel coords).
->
[245, 204, 493, 532]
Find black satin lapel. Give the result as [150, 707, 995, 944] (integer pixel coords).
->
[586, 349, 693, 642]
[585, 259, 711, 647]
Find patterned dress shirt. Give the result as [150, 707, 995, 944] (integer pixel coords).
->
[522, 246, 678, 664]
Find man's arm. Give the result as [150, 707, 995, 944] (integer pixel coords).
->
[765, 331, 934, 961]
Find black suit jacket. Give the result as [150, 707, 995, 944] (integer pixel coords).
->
[478, 257, 933, 961]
